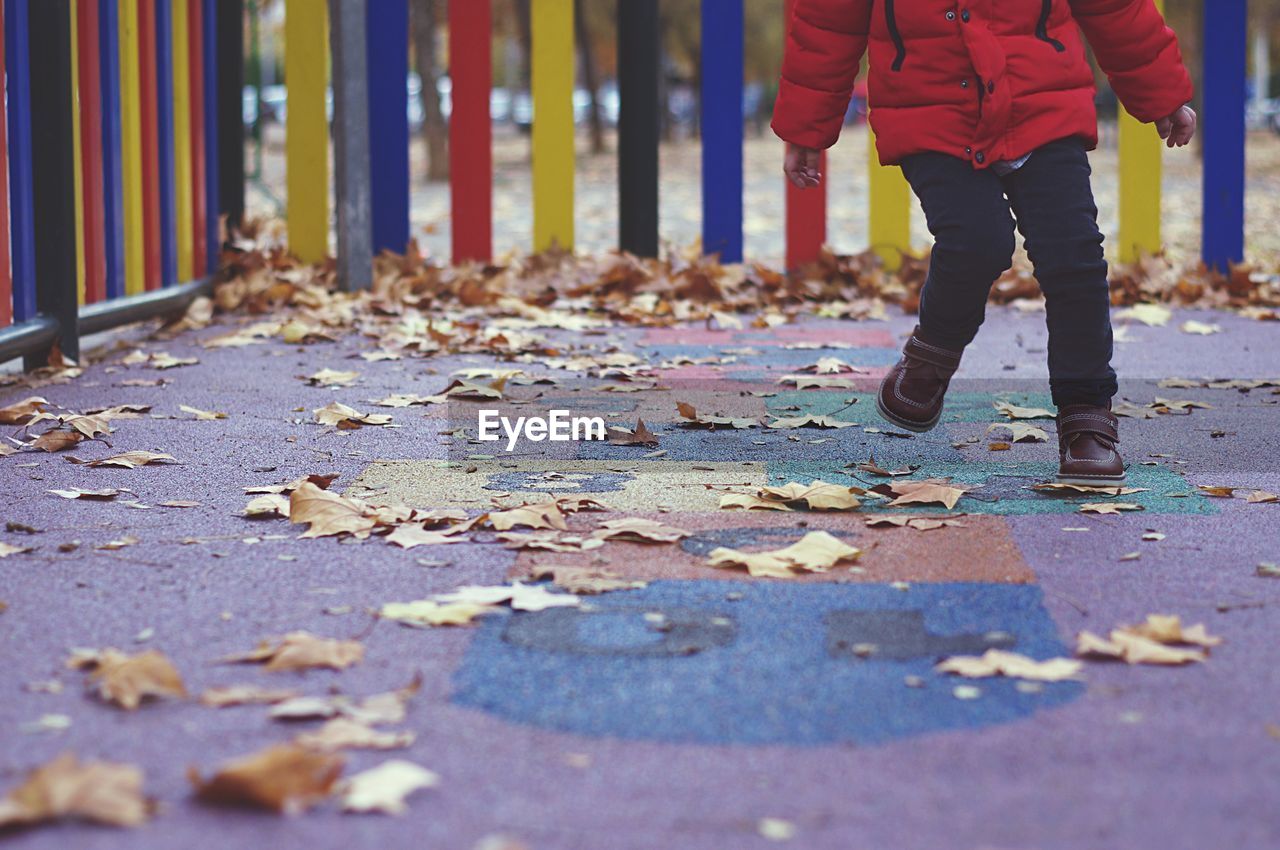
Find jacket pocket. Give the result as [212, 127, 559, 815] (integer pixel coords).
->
[1035, 0, 1066, 52]
[885, 0, 906, 70]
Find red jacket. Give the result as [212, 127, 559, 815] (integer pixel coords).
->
[771, 0, 1193, 168]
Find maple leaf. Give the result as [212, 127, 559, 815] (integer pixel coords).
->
[993, 401, 1055, 420]
[494, 531, 605, 552]
[32, 429, 85, 452]
[1246, 490, 1278, 503]
[385, 524, 465, 549]
[985, 422, 1049, 443]
[294, 718, 415, 752]
[719, 492, 795, 512]
[180, 404, 228, 420]
[244, 493, 292, 518]
[756, 480, 864, 511]
[1180, 320, 1221, 335]
[852, 458, 917, 477]
[591, 517, 690, 543]
[776, 375, 858, 390]
[200, 685, 299, 707]
[189, 744, 343, 814]
[313, 402, 392, 429]
[67, 648, 187, 710]
[767, 415, 857, 429]
[527, 565, 648, 595]
[381, 600, 500, 628]
[0, 753, 151, 828]
[75, 451, 177, 469]
[0, 396, 49, 425]
[223, 631, 365, 672]
[864, 514, 966, 531]
[1150, 397, 1213, 414]
[707, 531, 860, 578]
[606, 419, 659, 447]
[434, 583, 582, 612]
[306, 368, 359, 387]
[676, 402, 759, 429]
[0, 542, 33, 557]
[488, 501, 567, 531]
[289, 482, 377, 538]
[1032, 482, 1149, 497]
[1115, 303, 1172, 326]
[1076, 614, 1221, 665]
[1197, 485, 1238, 498]
[339, 760, 439, 815]
[936, 649, 1083, 682]
[269, 676, 421, 725]
[871, 478, 970, 510]
[48, 487, 122, 500]
[1078, 502, 1144, 515]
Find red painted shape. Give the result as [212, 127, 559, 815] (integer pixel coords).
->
[448, 0, 491, 263]
[782, 0, 825, 270]
[78, 0, 108, 304]
[188, 0, 206, 273]
[0, 0, 10, 326]
[138, 0, 162, 290]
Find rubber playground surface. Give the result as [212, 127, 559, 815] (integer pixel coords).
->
[1, 304, 1277, 849]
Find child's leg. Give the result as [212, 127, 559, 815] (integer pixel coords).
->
[900, 153, 1017, 350]
[1001, 139, 1117, 408]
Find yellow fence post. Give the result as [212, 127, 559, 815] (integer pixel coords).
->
[531, 0, 574, 252]
[172, 0, 193, 280]
[284, 0, 329, 263]
[1117, 0, 1164, 264]
[119, 0, 144, 295]
[71, 1, 86, 305]
[867, 124, 910, 271]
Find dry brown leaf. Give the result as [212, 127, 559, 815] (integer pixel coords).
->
[1078, 503, 1144, 515]
[864, 514, 966, 531]
[488, 501, 567, 531]
[380, 600, 499, 627]
[313, 402, 393, 428]
[757, 480, 863, 511]
[719, 492, 795, 512]
[223, 631, 365, 672]
[0, 396, 49, 425]
[986, 422, 1049, 443]
[32, 429, 85, 452]
[189, 744, 343, 814]
[200, 685, 300, 707]
[527, 565, 648, 594]
[0, 541, 33, 557]
[434, 583, 582, 612]
[677, 402, 759, 429]
[0, 753, 150, 828]
[936, 649, 1083, 681]
[289, 482, 376, 538]
[994, 401, 1055, 420]
[48, 487, 122, 500]
[1031, 482, 1149, 496]
[767, 414, 857, 429]
[606, 419, 659, 447]
[180, 404, 228, 420]
[244, 493, 292, 518]
[306, 368, 359, 387]
[495, 531, 605, 552]
[1246, 490, 1278, 503]
[77, 451, 177, 469]
[338, 760, 439, 815]
[871, 478, 969, 510]
[1076, 614, 1220, 665]
[707, 531, 860, 578]
[68, 649, 187, 710]
[591, 517, 690, 543]
[384, 524, 466, 549]
[294, 718, 415, 752]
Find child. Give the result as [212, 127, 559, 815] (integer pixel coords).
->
[773, 0, 1195, 484]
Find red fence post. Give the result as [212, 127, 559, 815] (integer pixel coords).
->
[0, 0, 10, 326]
[448, 0, 491, 263]
[188, 0, 206, 274]
[77, 0, 107, 304]
[138, 0, 161, 290]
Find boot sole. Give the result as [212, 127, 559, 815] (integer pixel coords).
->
[875, 394, 941, 434]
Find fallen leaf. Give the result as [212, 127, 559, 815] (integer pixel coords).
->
[380, 600, 499, 628]
[76, 451, 177, 469]
[527, 565, 648, 594]
[0, 396, 49, 425]
[1197, 485, 1238, 498]
[0, 542, 33, 557]
[200, 685, 300, 707]
[0, 753, 150, 828]
[270, 676, 421, 725]
[994, 401, 1056, 420]
[871, 478, 970, 510]
[591, 517, 690, 543]
[339, 760, 439, 815]
[985, 422, 1049, 443]
[189, 744, 343, 814]
[1180, 320, 1221, 335]
[180, 405, 228, 420]
[1078, 503, 1144, 515]
[306, 368, 359, 387]
[1246, 490, 1278, 503]
[434, 583, 582, 612]
[1116, 303, 1172, 326]
[385, 524, 466, 549]
[48, 488, 122, 500]
[767, 415, 857, 429]
[758, 817, 797, 842]
[313, 402, 393, 428]
[864, 515, 966, 531]
[67, 649, 186, 710]
[223, 632, 365, 672]
[936, 649, 1083, 681]
[707, 531, 860, 578]
[1076, 614, 1220, 665]
[606, 419, 659, 447]
[488, 501, 567, 532]
[290, 482, 376, 538]
[32, 429, 85, 452]
[294, 718, 415, 752]
[677, 402, 759, 429]
[1032, 482, 1149, 496]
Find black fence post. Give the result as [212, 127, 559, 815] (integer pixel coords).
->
[217, 0, 245, 234]
[617, 0, 660, 258]
[25, 0, 78, 368]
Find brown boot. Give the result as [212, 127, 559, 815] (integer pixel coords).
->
[1056, 404, 1125, 485]
[875, 327, 963, 433]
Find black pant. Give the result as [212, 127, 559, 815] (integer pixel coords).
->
[900, 138, 1117, 409]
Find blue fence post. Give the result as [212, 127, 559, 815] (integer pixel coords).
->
[99, 0, 126, 300]
[201, 0, 217, 271]
[154, 0, 177, 285]
[1201, 0, 1246, 271]
[5, 0, 36, 321]
[700, 0, 744, 263]
[366, 0, 409, 255]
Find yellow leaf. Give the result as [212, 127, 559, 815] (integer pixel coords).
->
[68, 649, 187, 710]
[707, 531, 860, 578]
[289, 482, 376, 538]
[180, 405, 228, 420]
[0, 753, 150, 828]
[223, 631, 364, 672]
[936, 649, 1083, 682]
[591, 517, 691, 543]
[993, 401, 1055, 420]
[381, 600, 499, 628]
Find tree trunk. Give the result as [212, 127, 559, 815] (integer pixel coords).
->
[574, 0, 605, 154]
[411, 0, 449, 182]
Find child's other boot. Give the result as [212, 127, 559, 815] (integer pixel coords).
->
[1055, 404, 1125, 485]
[875, 327, 962, 433]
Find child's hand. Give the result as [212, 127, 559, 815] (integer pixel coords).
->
[784, 144, 822, 189]
[1156, 105, 1197, 148]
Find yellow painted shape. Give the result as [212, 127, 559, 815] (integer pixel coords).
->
[1117, 0, 1164, 264]
[71, 2, 86, 305]
[531, 0, 574, 252]
[867, 124, 910, 271]
[284, 0, 329, 262]
[172, 0, 193, 280]
[119, 0, 145, 295]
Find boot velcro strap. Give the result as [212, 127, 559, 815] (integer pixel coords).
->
[1059, 412, 1119, 443]
[903, 335, 962, 371]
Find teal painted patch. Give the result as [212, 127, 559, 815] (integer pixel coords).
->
[766, 459, 1215, 516]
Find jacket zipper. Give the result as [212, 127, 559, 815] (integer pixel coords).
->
[885, 0, 906, 70]
[1035, 0, 1066, 52]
